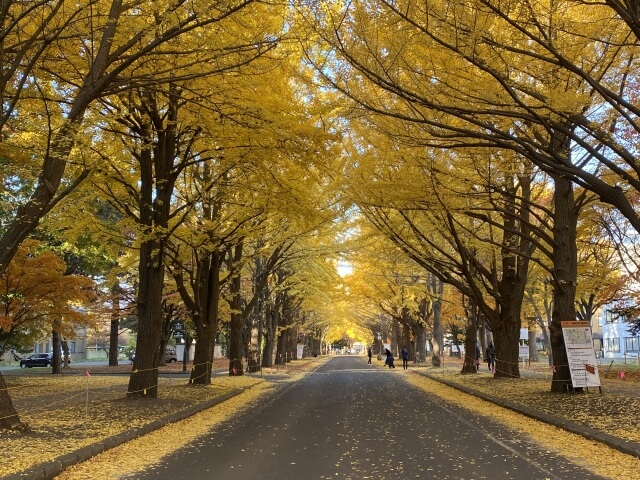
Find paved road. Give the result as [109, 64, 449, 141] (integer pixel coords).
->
[126, 356, 604, 480]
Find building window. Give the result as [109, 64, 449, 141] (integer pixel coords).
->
[625, 337, 640, 352]
[604, 311, 616, 324]
[605, 337, 620, 352]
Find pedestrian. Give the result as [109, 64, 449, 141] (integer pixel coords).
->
[384, 348, 395, 368]
[401, 346, 409, 370]
[475, 343, 481, 372]
[486, 342, 496, 373]
[367, 346, 372, 364]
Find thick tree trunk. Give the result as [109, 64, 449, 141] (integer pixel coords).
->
[191, 329, 215, 383]
[262, 306, 277, 368]
[461, 300, 478, 374]
[550, 173, 579, 392]
[431, 277, 444, 367]
[127, 240, 164, 397]
[184, 250, 222, 385]
[228, 270, 244, 376]
[492, 302, 522, 378]
[247, 317, 260, 373]
[276, 326, 288, 365]
[0, 373, 26, 430]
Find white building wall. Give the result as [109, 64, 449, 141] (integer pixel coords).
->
[600, 307, 640, 361]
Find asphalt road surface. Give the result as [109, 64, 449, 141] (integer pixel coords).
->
[126, 356, 605, 480]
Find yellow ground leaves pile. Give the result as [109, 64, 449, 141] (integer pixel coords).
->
[407, 373, 640, 480]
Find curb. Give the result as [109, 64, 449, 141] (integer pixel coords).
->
[2, 389, 247, 480]
[416, 371, 640, 459]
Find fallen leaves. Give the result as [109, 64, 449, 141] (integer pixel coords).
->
[55, 381, 275, 480]
[406, 372, 640, 480]
[0, 358, 326, 478]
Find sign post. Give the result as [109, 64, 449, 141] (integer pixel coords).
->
[561, 321, 601, 392]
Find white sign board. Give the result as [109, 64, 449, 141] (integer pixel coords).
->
[296, 344, 305, 360]
[561, 321, 601, 388]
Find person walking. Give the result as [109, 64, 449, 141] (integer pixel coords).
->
[486, 342, 496, 373]
[367, 346, 372, 364]
[475, 343, 481, 372]
[401, 346, 409, 370]
[384, 348, 395, 368]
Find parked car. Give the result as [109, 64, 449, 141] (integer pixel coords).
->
[128, 348, 178, 363]
[165, 348, 177, 363]
[19, 353, 53, 368]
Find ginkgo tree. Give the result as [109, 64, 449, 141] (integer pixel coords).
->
[302, 0, 640, 389]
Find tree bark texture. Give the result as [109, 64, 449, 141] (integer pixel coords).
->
[550, 173, 579, 392]
[431, 276, 444, 367]
[461, 299, 478, 374]
[128, 239, 165, 397]
[109, 286, 121, 366]
[0, 373, 26, 430]
[228, 264, 245, 376]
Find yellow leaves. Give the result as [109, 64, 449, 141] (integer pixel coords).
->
[2, 373, 269, 478]
[407, 372, 640, 479]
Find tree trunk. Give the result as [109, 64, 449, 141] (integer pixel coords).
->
[262, 305, 277, 368]
[528, 328, 539, 362]
[247, 316, 260, 373]
[550, 173, 579, 392]
[431, 276, 444, 367]
[0, 373, 26, 430]
[109, 285, 121, 366]
[461, 299, 478, 374]
[192, 328, 215, 382]
[61, 340, 71, 368]
[276, 326, 288, 365]
[414, 322, 427, 363]
[228, 266, 244, 375]
[127, 239, 164, 397]
[52, 328, 62, 374]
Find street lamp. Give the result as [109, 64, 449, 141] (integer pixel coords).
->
[377, 333, 382, 356]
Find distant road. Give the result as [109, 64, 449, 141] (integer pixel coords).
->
[126, 356, 604, 480]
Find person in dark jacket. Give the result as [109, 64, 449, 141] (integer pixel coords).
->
[384, 348, 395, 368]
[401, 346, 409, 370]
[367, 346, 372, 364]
[486, 342, 496, 373]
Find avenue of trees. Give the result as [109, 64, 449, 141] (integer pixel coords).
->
[2, 0, 640, 429]
[298, 0, 640, 391]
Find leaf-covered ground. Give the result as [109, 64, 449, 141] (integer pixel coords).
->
[406, 372, 640, 480]
[4, 357, 639, 479]
[423, 359, 640, 444]
[1, 359, 318, 478]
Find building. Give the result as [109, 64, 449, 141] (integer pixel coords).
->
[597, 306, 638, 361]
